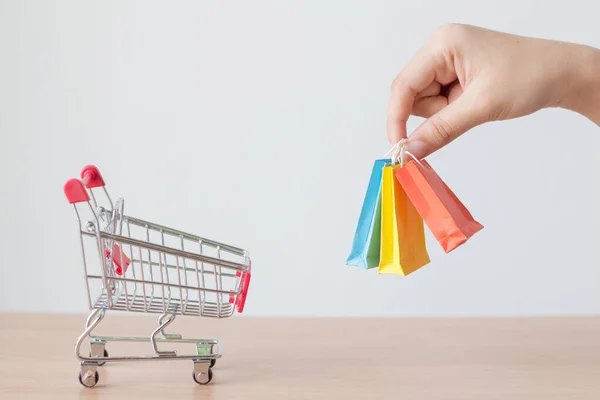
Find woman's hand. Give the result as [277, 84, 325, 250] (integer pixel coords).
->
[387, 24, 600, 158]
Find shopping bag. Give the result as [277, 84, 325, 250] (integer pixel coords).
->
[104, 243, 130, 276]
[378, 165, 430, 276]
[346, 159, 390, 269]
[394, 159, 483, 253]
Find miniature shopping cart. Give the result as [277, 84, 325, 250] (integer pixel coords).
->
[63, 165, 251, 388]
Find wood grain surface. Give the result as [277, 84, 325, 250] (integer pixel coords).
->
[1, 313, 600, 399]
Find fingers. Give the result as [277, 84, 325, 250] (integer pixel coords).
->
[405, 91, 487, 159]
[387, 45, 457, 144]
[416, 81, 442, 99]
[412, 96, 448, 118]
[387, 47, 440, 144]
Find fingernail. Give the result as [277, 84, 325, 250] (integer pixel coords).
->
[406, 139, 427, 160]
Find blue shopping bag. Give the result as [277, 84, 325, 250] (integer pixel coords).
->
[346, 159, 391, 268]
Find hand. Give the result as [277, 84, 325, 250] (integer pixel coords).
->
[387, 24, 600, 158]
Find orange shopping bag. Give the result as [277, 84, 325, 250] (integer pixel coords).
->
[394, 159, 483, 253]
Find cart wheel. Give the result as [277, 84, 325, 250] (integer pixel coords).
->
[192, 368, 213, 385]
[89, 349, 109, 366]
[210, 359, 216, 368]
[78, 370, 99, 388]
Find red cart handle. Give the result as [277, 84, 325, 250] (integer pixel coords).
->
[229, 260, 251, 313]
[64, 179, 90, 204]
[81, 165, 105, 188]
[236, 271, 251, 313]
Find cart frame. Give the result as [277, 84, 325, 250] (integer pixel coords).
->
[64, 165, 251, 387]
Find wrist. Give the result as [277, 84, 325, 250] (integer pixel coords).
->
[559, 43, 600, 125]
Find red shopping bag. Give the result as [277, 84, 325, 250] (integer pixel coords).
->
[394, 159, 483, 253]
[105, 244, 130, 275]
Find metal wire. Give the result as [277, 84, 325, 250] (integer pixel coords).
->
[71, 185, 249, 318]
[68, 168, 247, 386]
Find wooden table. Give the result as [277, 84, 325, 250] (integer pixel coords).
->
[1, 313, 600, 399]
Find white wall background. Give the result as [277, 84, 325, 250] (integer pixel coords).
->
[1, 0, 599, 316]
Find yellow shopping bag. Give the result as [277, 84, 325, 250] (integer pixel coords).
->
[378, 165, 430, 275]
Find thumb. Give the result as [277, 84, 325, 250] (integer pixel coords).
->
[405, 92, 487, 159]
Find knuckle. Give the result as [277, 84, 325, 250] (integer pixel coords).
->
[431, 23, 469, 45]
[391, 73, 416, 96]
[391, 73, 405, 91]
[428, 115, 455, 145]
[390, 76, 399, 91]
[432, 23, 458, 38]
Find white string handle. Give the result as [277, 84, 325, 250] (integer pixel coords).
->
[382, 139, 402, 163]
[383, 139, 423, 166]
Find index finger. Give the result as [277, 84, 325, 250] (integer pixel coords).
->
[386, 44, 455, 144]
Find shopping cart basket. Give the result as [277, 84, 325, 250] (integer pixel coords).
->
[63, 165, 251, 388]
